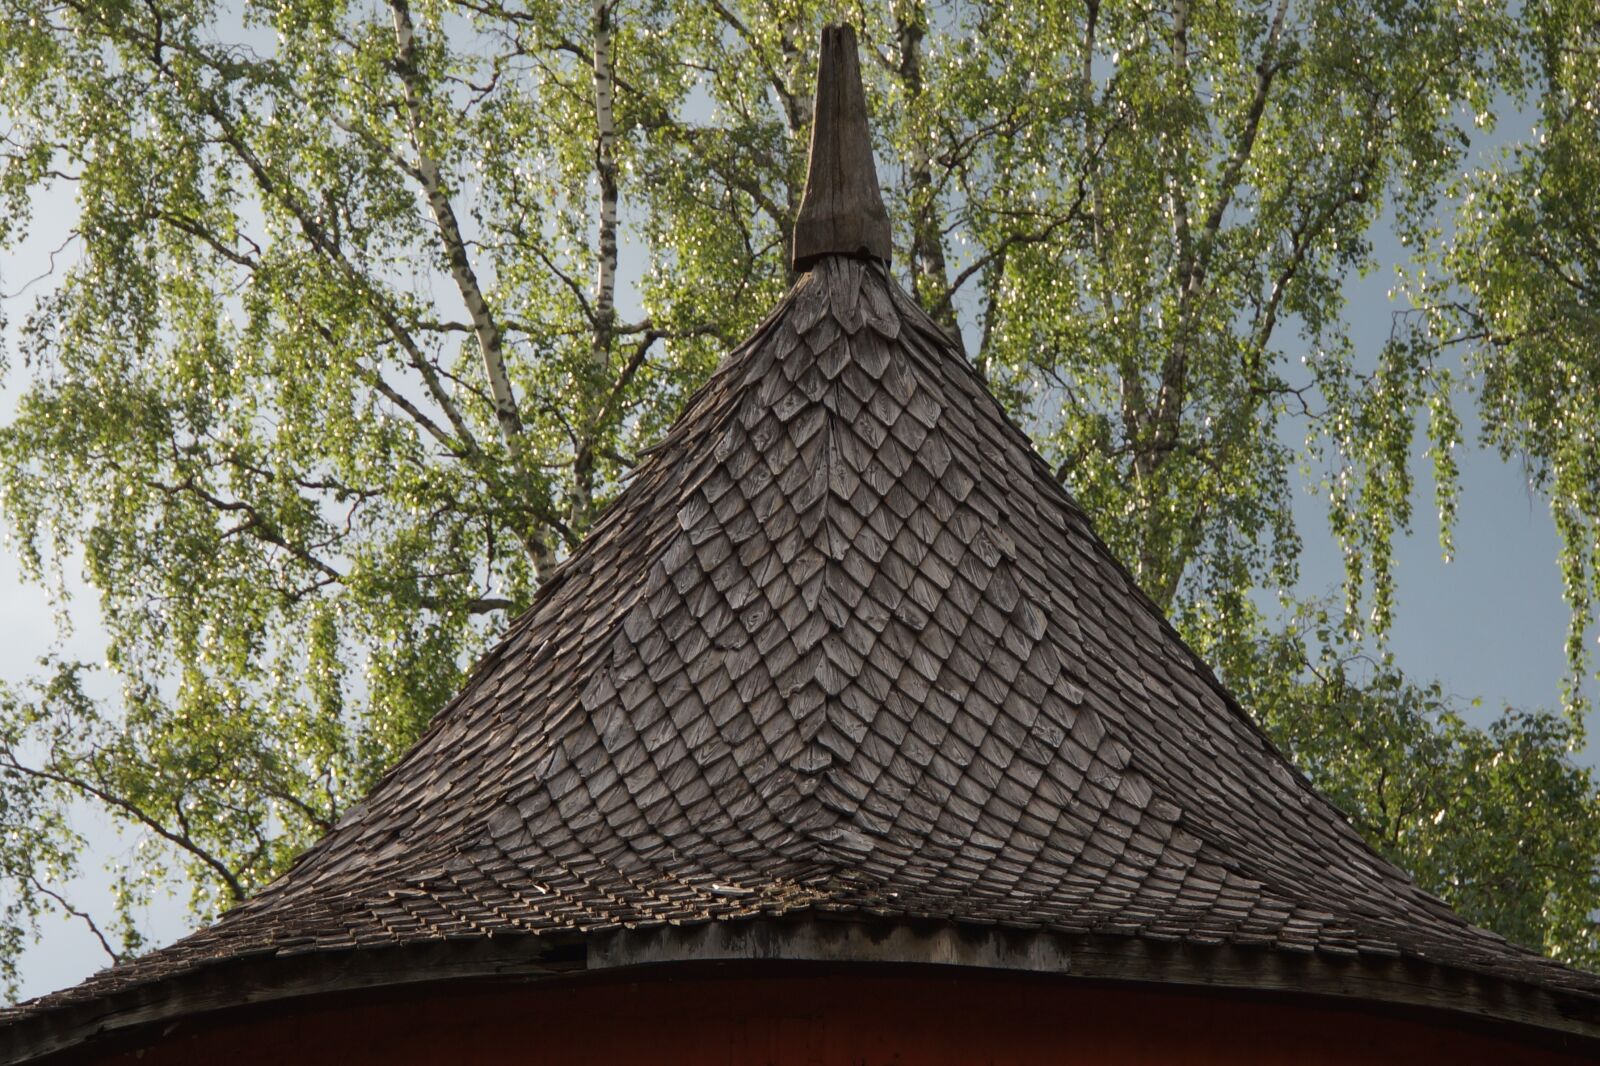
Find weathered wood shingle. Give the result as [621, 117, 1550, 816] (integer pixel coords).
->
[8, 254, 1599, 1037]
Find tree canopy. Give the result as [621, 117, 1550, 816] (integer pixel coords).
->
[1, 0, 1598, 992]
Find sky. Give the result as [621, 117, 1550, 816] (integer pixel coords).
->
[0, 31, 1594, 1004]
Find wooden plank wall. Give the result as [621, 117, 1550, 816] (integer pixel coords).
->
[78, 968, 1597, 1065]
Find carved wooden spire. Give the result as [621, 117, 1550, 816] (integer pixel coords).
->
[791, 24, 893, 272]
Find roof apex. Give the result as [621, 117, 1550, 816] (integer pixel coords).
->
[792, 24, 892, 271]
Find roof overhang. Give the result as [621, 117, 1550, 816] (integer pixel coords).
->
[7, 916, 1600, 1063]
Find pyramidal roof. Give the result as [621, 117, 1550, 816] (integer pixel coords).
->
[6, 22, 1600, 1055]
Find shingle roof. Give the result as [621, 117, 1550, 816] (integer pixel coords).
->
[6, 22, 1600, 1058]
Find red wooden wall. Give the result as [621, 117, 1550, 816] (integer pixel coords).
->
[82, 966, 1596, 1065]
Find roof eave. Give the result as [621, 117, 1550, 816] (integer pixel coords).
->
[7, 916, 1600, 1063]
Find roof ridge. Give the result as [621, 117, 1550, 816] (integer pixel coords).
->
[744, 257, 1030, 869]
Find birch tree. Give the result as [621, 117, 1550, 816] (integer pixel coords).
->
[0, 0, 725, 968]
[2, 0, 1599, 989]
[1418, 0, 1600, 712]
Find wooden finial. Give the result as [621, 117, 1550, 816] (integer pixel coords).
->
[791, 24, 892, 272]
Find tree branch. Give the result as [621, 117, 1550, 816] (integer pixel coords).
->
[26, 876, 123, 965]
[0, 751, 247, 902]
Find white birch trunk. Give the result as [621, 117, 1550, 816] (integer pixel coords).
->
[572, 0, 621, 531]
[389, 0, 557, 579]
